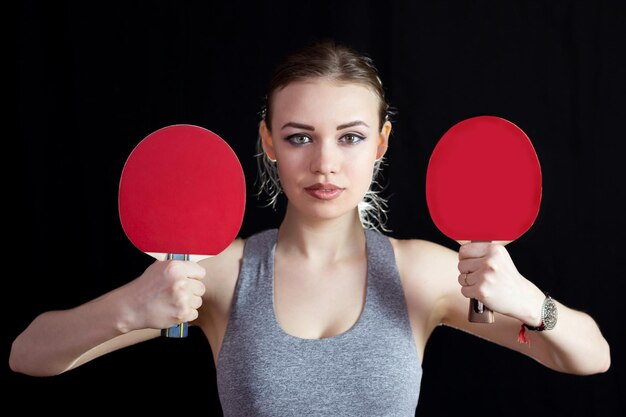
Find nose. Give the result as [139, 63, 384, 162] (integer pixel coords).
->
[310, 140, 341, 175]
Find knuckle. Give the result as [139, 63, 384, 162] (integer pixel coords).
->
[173, 307, 190, 322]
[178, 307, 199, 322]
[484, 259, 498, 273]
[168, 293, 188, 316]
[481, 272, 495, 287]
[164, 260, 183, 276]
[165, 280, 185, 300]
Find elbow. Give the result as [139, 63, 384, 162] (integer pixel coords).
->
[597, 342, 611, 374]
[9, 336, 60, 377]
[582, 353, 611, 376]
[576, 339, 611, 376]
[9, 338, 27, 375]
[549, 338, 611, 376]
[589, 339, 611, 375]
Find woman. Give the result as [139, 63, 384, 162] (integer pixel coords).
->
[10, 41, 610, 416]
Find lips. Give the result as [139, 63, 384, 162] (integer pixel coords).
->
[304, 183, 345, 200]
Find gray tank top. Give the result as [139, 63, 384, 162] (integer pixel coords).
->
[217, 229, 422, 416]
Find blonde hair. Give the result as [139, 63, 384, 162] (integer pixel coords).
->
[256, 41, 392, 231]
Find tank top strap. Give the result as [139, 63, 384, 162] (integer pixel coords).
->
[222, 229, 277, 331]
[363, 229, 414, 332]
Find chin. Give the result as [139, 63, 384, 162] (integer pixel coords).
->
[295, 198, 361, 222]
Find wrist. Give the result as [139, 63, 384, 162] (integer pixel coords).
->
[81, 286, 138, 336]
[108, 285, 142, 334]
[519, 286, 546, 327]
[517, 292, 559, 344]
[526, 293, 558, 331]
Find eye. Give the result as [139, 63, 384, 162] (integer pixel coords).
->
[339, 133, 365, 145]
[286, 134, 312, 145]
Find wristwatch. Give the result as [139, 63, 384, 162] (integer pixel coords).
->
[524, 293, 558, 331]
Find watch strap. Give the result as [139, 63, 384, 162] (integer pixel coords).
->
[523, 292, 557, 332]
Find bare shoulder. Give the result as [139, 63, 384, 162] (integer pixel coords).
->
[388, 237, 460, 329]
[195, 237, 246, 324]
[389, 237, 458, 278]
[198, 238, 245, 270]
[198, 238, 245, 294]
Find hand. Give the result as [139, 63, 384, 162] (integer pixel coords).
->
[457, 242, 544, 324]
[120, 260, 207, 332]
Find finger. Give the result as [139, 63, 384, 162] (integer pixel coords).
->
[457, 258, 483, 275]
[167, 260, 206, 280]
[183, 261, 207, 280]
[172, 302, 201, 323]
[188, 294, 204, 310]
[460, 285, 473, 299]
[181, 308, 199, 323]
[459, 271, 480, 287]
[460, 284, 484, 300]
[458, 273, 470, 287]
[458, 242, 491, 259]
[187, 279, 206, 297]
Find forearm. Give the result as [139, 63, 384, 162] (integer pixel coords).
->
[10, 286, 146, 376]
[524, 300, 610, 375]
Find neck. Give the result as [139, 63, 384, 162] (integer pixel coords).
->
[277, 205, 366, 263]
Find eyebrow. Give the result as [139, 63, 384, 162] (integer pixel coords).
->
[281, 122, 314, 131]
[336, 120, 369, 130]
[280, 120, 370, 131]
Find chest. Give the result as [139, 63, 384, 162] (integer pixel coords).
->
[219, 340, 421, 416]
[273, 257, 367, 339]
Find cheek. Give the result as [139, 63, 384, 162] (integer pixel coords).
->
[347, 150, 377, 185]
[274, 153, 305, 192]
[275, 151, 301, 173]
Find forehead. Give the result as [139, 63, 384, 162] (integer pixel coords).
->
[271, 79, 379, 127]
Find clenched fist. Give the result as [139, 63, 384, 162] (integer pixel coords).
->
[119, 260, 207, 332]
[457, 242, 544, 324]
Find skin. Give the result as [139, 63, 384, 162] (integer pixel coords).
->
[10, 78, 610, 377]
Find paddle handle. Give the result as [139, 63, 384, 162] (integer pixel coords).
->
[468, 241, 495, 323]
[162, 253, 190, 338]
[469, 299, 494, 323]
[161, 323, 188, 338]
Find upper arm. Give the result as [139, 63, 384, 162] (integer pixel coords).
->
[394, 239, 536, 361]
[193, 238, 244, 348]
[392, 238, 459, 356]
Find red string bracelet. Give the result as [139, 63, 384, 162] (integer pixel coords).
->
[518, 324, 531, 345]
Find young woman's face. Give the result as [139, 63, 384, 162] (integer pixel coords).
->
[261, 78, 390, 222]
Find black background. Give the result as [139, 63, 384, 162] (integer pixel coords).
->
[9, 1, 624, 415]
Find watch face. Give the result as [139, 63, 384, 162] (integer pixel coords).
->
[542, 297, 558, 330]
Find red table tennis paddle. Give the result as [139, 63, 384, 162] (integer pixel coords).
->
[426, 116, 541, 323]
[119, 124, 246, 337]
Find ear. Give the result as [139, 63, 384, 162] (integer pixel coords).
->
[376, 121, 392, 160]
[259, 120, 277, 161]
